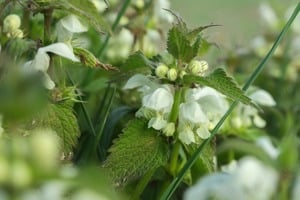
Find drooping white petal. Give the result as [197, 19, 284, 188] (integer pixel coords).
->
[196, 126, 211, 139]
[253, 115, 266, 128]
[31, 50, 50, 72]
[235, 157, 278, 200]
[43, 73, 55, 90]
[40, 43, 79, 62]
[123, 74, 154, 90]
[178, 125, 195, 145]
[60, 15, 88, 33]
[148, 116, 167, 130]
[179, 101, 208, 124]
[142, 87, 173, 112]
[249, 89, 276, 106]
[256, 137, 279, 159]
[184, 173, 244, 200]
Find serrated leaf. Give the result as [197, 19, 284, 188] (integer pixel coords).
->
[183, 68, 252, 105]
[189, 141, 215, 180]
[103, 119, 169, 185]
[121, 51, 155, 71]
[187, 24, 220, 41]
[28, 89, 80, 153]
[57, 0, 111, 34]
[167, 27, 197, 62]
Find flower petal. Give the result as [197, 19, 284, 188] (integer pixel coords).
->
[148, 116, 167, 130]
[179, 101, 208, 124]
[123, 74, 153, 90]
[142, 87, 173, 112]
[43, 73, 55, 90]
[249, 89, 276, 106]
[32, 50, 50, 72]
[60, 15, 88, 33]
[196, 126, 211, 139]
[40, 43, 79, 62]
[178, 126, 195, 145]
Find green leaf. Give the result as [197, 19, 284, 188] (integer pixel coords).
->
[167, 27, 197, 62]
[121, 51, 155, 71]
[57, 0, 111, 34]
[103, 119, 169, 185]
[187, 24, 220, 41]
[28, 88, 80, 153]
[183, 68, 252, 105]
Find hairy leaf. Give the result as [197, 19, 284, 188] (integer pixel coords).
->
[167, 27, 197, 62]
[103, 119, 169, 185]
[28, 88, 80, 153]
[121, 51, 155, 71]
[183, 68, 252, 105]
[57, 0, 111, 34]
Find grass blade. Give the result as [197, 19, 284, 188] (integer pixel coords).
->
[159, 3, 300, 200]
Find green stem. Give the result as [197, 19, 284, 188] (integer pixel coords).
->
[43, 8, 53, 45]
[168, 87, 183, 175]
[131, 167, 157, 200]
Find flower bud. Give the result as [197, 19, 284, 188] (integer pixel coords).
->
[163, 122, 175, 137]
[7, 29, 24, 38]
[155, 63, 169, 78]
[3, 14, 21, 33]
[167, 68, 178, 81]
[188, 60, 209, 75]
[179, 70, 187, 79]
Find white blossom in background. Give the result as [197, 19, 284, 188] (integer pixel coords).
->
[184, 173, 245, 200]
[56, 15, 88, 44]
[89, 0, 108, 13]
[185, 156, 278, 200]
[292, 175, 300, 200]
[106, 28, 134, 62]
[231, 88, 276, 129]
[259, 3, 279, 30]
[23, 43, 79, 89]
[256, 136, 279, 159]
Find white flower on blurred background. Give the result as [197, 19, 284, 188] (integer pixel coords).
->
[231, 88, 276, 129]
[185, 156, 278, 200]
[256, 136, 279, 159]
[89, 0, 108, 13]
[24, 43, 79, 89]
[259, 3, 279, 30]
[124, 74, 174, 131]
[56, 15, 88, 44]
[106, 28, 134, 62]
[3, 14, 24, 38]
[184, 173, 245, 200]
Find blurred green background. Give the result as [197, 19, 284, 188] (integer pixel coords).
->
[171, 0, 298, 47]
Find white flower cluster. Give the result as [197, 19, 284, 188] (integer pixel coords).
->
[230, 88, 276, 129]
[184, 137, 279, 200]
[23, 15, 87, 90]
[123, 59, 228, 145]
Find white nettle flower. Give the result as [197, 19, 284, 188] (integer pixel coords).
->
[24, 43, 79, 89]
[256, 136, 279, 159]
[124, 74, 174, 130]
[106, 28, 134, 62]
[232, 88, 275, 128]
[185, 157, 278, 200]
[56, 15, 88, 43]
[259, 3, 279, 30]
[235, 157, 278, 200]
[178, 87, 228, 144]
[184, 173, 244, 200]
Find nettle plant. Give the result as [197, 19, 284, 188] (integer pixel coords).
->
[1, 0, 300, 199]
[103, 15, 256, 197]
